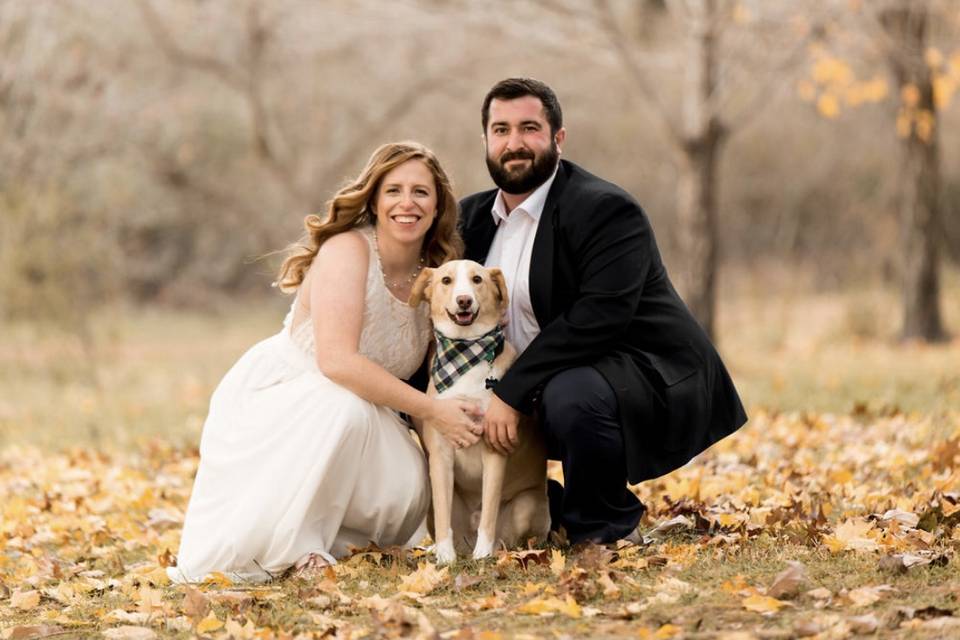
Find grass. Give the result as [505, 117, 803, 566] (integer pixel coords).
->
[1, 272, 959, 638]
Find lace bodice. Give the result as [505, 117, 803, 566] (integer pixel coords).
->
[283, 226, 432, 380]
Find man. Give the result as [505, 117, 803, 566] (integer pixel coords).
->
[462, 78, 748, 544]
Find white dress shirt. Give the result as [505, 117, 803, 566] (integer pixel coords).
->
[484, 165, 559, 354]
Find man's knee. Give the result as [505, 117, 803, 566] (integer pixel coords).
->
[540, 367, 617, 444]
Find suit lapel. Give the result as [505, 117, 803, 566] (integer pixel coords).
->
[529, 161, 570, 325]
[463, 191, 499, 263]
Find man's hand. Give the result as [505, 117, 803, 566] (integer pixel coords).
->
[483, 394, 520, 455]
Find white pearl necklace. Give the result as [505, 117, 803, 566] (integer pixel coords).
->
[372, 228, 425, 292]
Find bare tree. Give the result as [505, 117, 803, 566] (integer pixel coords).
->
[536, 0, 815, 339]
[877, 2, 948, 342]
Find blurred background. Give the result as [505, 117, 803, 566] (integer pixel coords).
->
[2, 0, 958, 449]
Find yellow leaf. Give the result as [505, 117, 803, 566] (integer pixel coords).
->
[196, 613, 224, 634]
[11, 589, 40, 610]
[398, 562, 448, 595]
[825, 518, 879, 553]
[829, 469, 853, 484]
[654, 624, 683, 639]
[742, 594, 787, 614]
[896, 111, 913, 139]
[550, 549, 565, 576]
[817, 94, 840, 119]
[721, 575, 751, 594]
[846, 585, 894, 608]
[516, 595, 581, 618]
[201, 572, 234, 588]
[901, 84, 921, 107]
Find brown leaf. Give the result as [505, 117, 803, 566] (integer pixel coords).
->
[180, 586, 210, 621]
[497, 549, 549, 570]
[879, 553, 932, 573]
[767, 561, 807, 599]
[742, 594, 788, 614]
[848, 614, 879, 634]
[157, 548, 176, 568]
[8, 625, 62, 640]
[454, 573, 483, 592]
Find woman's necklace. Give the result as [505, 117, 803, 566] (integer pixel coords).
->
[372, 228, 425, 292]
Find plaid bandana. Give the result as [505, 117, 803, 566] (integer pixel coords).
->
[431, 326, 505, 394]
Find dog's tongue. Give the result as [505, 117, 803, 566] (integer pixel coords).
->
[456, 311, 474, 324]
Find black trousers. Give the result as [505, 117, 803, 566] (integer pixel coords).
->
[540, 367, 647, 544]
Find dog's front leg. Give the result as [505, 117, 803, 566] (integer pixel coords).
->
[428, 440, 458, 565]
[473, 449, 507, 559]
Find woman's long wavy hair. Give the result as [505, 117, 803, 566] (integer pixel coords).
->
[275, 141, 463, 293]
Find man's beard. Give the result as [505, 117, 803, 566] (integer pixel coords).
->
[486, 141, 559, 195]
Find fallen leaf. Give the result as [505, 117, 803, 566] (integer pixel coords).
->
[848, 613, 879, 633]
[653, 623, 683, 638]
[7, 625, 61, 640]
[135, 585, 165, 615]
[845, 584, 894, 607]
[641, 515, 693, 543]
[223, 618, 257, 639]
[398, 562, 448, 595]
[454, 573, 482, 592]
[742, 594, 788, 614]
[499, 549, 549, 570]
[103, 610, 150, 624]
[516, 595, 581, 618]
[767, 561, 807, 599]
[102, 627, 157, 640]
[880, 509, 920, 528]
[879, 552, 932, 573]
[11, 590, 40, 611]
[822, 519, 879, 553]
[597, 571, 620, 598]
[195, 612, 223, 634]
[180, 586, 210, 621]
[550, 549, 565, 576]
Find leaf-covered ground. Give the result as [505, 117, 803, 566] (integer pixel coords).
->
[2, 406, 959, 639]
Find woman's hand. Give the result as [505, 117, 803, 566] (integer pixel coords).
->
[427, 398, 485, 449]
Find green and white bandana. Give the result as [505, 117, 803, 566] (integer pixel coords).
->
[431, 326, 505, 394]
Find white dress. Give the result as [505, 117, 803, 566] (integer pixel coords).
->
[168, 226, 432, 583]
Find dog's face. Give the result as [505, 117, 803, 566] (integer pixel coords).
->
[409, 260, 509, 339]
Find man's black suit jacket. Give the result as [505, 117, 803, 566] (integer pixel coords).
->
[459, 159, 748, 483]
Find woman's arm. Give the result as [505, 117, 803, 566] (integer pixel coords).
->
[307, 231, 481, 444]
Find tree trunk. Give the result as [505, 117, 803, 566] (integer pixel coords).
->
[880, 4, 947, 342]
[676, 0, 725, 339]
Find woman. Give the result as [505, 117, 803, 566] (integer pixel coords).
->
[168, 142, 483, 583]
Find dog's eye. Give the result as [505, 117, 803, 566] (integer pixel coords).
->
[441, 276, 452, 285]
[472, 275, 482, 284]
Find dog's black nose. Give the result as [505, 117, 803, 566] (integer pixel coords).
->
[456, 295, 473, 310]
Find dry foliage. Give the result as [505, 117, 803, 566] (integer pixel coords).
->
[1, 408, 958, 638]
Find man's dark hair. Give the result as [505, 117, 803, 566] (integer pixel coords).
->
[481, 78, 563, 135]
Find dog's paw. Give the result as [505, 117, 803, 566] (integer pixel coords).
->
[434, 538, 457, 565]
[471, 531, 495, 560]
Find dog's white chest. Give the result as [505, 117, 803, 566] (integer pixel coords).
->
[435, 359, 502, 408]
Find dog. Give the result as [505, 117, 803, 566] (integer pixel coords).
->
[409, 259, 550, 563]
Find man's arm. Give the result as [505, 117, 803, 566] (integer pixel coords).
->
[498, 193, 653, 413]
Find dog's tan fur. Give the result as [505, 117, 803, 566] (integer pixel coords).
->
[409, 260, 550, 563]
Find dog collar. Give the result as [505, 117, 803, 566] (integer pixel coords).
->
[431, 326, 505, 394]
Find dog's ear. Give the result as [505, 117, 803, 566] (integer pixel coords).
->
[488, 267, 509, 311]
[408, 267, 434, 307]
